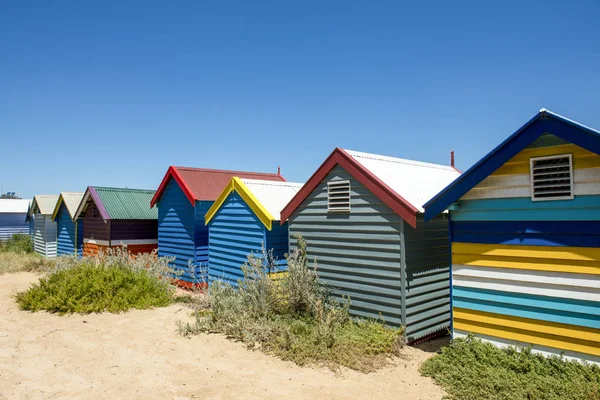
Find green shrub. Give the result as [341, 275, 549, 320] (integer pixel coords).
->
[420, 335, 600, 400]
[178, 235, 404, 372]
[16, 248, 177, 314]
[0, 234, 33, 253]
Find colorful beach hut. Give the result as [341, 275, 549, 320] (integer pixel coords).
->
[73, 187, 158, 256]
[28, 194, 59, 258]
[52, 192, 85, 256]
[151, 166, 285, 287]
[423, 109, 600, 363]
[280, 148, 461, 342]
[205, 178, 303, 282]
[0, 199, 31, 241]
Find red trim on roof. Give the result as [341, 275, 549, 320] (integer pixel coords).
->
[151, 167, 195, 207]
[151, 166, 285, 207]
[280, 148, 420, 228]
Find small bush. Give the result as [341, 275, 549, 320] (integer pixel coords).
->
[420, 335, 600, 400]
[16, 248, 177, 314]
[178, 235, 404, 372]
[0, 234, 33, 253]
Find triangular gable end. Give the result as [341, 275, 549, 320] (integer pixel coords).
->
[150, 166, 196, 208]
[205, 177, 275, 230]
[73, 187, 111, 222]
[423, 109, 600, 221]
[280, 148, 420, 228]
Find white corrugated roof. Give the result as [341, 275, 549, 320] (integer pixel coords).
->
[344, 149, 461, 212]
[58, 192, 85, 219]
[31, 194, 60, 215]
[0, 199, 31, 214]
[240, 179, 304, 220]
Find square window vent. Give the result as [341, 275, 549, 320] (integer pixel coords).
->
[327, 180, 351, 212]
[530, 154, 573, 201]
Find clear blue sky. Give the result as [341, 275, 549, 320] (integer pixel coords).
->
[1, 1, 599, 199]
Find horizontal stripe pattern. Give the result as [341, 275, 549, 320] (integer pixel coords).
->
[453, 308, 600, 356]
[451, 196, 600, 221]
[463, 167, 600, 200]
[453, 265, 600, 302]
[453, 242, 600, 275]
[452, 221, 600, 248]
[491, 143, 600, 176]
[453, 286, 600, 329]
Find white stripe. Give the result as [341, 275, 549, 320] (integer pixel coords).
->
[452, 265, 600, 302]
[462, 167, 600, 199]
[110, 239, 158, 246]
[453, 330, 600, 366]
[83, 238, 110, 246]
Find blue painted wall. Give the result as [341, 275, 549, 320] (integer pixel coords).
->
[0, 213, 29, 241]
[208, 191, 267, 283]
[157, 179, 197, 282]
[56, 203, 77, 256]
[265, 221, 289, 272]
[194, 200, 212, 275]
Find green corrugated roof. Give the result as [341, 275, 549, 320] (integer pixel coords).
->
[95, 187, 157, 220]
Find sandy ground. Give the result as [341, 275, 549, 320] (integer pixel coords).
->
[0, 272, 445, 400]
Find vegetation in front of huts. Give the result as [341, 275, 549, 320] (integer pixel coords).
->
[0, 234, 54, 274]
[420, 335, 600, 400]
[178, 235, 404, 373]
[16, 248, 178, 314]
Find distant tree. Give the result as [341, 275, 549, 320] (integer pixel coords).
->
[0, 193, 22, 199]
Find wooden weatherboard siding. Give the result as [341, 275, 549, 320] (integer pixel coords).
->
[158, 179, 197, 282]
[33, 214, 57, 258]
[288, 164, 452, 339]
[450, 134, 600, 364]
[56, 202, 79, 256]
[289, 165, 405, 326]
[404, 215, 451, 341]
[208, 191, 266, 283]
[194, 201, 212, 272]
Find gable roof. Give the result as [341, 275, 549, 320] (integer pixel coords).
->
[423, 109, 600, 221]
[205, 178, 304, 230]
[150, 166, 286, 207]
[74, 186, 158, 221]
[52, 192, 85, 221]
[28, 195, 59, 217]
[0, 199, 31, 214]
[280, 148, 461, 228]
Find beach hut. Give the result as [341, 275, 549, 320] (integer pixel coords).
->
[28, 195, 59, 258]
[73, 187, 158, 256]
[205, 178, 304, 282]
[0, 199, 31, 241]
[52, 192, 85, 256]
[151, 166, 285, 287]
[280, 148, 461, 342]
[423, 109, 600, 364]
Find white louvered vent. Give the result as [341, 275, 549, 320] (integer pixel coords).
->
[530, 154, 574, 201]
[327, 180, 351, 212]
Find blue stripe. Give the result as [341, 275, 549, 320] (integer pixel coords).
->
[453, 286, 600, 330]
[424, 113, 600, 221]
[452, 221, 600, 247]
[451, 196, 600, 222]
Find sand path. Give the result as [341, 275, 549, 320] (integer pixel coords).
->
[0, 272, 444, 400]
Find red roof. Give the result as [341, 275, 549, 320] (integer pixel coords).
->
[151, 166, 285, 207]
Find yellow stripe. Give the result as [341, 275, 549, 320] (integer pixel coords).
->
[452, 242, 600, 275]
[453, 308, 600, 356]
[204, 177, 274, 230]
[492, 144, 600, 176]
